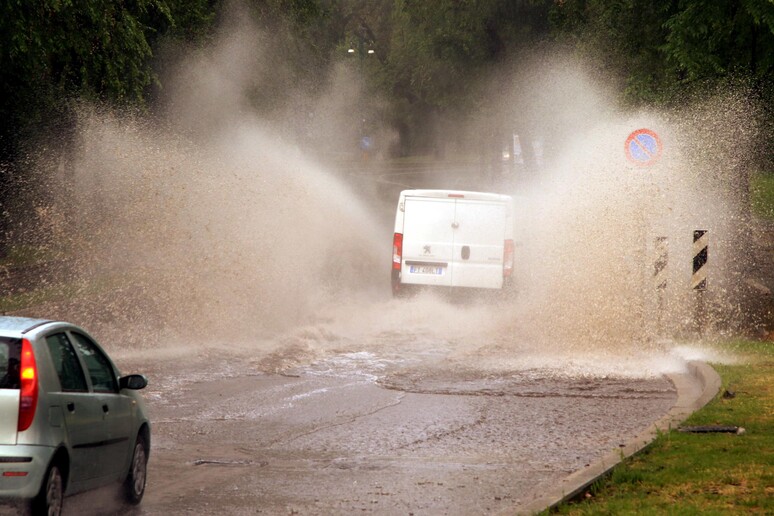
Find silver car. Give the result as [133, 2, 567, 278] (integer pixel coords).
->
[0, 316, 150, 515]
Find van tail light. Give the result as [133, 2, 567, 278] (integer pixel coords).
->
[18, 338, 38, 432]
[503, 239, 514, 278]
[392, 233, 403, 270]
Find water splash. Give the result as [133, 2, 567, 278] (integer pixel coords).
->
[18, 20, 761, 377]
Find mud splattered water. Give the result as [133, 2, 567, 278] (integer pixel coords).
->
[18, 13, 761, 380]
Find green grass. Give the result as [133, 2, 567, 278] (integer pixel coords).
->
[0, 283, 82, 313]
[0, 273, 131, 314]
[750, 173, 774, 219]
[0, 245, 59, 267]
[549, 340, 774, 515]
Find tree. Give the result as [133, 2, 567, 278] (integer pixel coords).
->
[0, 0, 218, 256]
[362, 0, 551, 156]
[662, 0, 774, 83]
[550, 0, 774, 105]
[550, 0, 679, 103]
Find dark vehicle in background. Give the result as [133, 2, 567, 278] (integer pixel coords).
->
[0, 317, 150, 515]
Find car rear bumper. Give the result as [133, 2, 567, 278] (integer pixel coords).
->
[0, 444, 55, 499]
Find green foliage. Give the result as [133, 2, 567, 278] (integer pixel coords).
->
[388, 1, 489, 108]
[750, 172, 774, 219]
[0, 0, 218, 161]
[551, 0, 774, 106]
[551, 0, 678, 104]
[0, 0, 219, 257]
[663, 0, 774, 82]
[383, 0, 549, 110]
[164, 0, 219, 42]
[0, 272, 131, 313]
[1, 0, 772, 164]
[367, 0, 552, 154]
[1, 0, 170, 107]
[0, 245, 53, 268]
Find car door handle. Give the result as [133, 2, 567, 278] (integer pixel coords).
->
[67, 402, 75, 412]
[102, 404, 109, 414]
[451, 222, 459, 229]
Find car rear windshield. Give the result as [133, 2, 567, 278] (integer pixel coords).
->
[0, 337, 21, 389]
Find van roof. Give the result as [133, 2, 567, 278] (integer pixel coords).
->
[400, 189, 512, 202]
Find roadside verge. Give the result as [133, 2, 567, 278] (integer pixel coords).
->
[512, 360, 721, 515]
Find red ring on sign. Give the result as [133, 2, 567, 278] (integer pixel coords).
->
[625, 128, 662, 166]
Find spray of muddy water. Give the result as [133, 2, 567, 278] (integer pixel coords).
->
[30, 16, 386, 354]
[456, 63, 759, 377]
[27, 21, 757, 377]
[267, 79, 755, 378]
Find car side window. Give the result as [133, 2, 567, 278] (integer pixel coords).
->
[69, 332, 118, 394]
[45, 333, 88, 392]
[0, 338, 21, 389]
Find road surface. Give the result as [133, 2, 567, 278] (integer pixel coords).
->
[60, 336, 677, 515]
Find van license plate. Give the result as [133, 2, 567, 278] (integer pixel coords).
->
[409, 265, 444, 275]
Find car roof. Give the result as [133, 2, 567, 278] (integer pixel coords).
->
[0, 316, 57, 337]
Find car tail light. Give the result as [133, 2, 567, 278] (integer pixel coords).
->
[503, 239, 514, 278]
[18, 339, 38, 432]
[392, 233, 403, 270]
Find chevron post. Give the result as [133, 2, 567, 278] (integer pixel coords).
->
[691, 230, 708, 291]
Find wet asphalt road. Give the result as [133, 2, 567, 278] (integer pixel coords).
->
[56, 343, 677, 516]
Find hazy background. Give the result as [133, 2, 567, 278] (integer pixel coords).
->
[3, 1, 768, 376]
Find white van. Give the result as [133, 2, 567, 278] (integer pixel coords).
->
[391, 189, 514, 296]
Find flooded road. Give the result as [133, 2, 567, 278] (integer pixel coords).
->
[56, 331, 677, 515]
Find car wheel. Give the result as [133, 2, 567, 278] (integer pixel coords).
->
[30, 463, 64, 516]
[124, 434, 148, 504]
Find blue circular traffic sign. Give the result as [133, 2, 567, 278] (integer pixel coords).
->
[625, 128, 662, 166]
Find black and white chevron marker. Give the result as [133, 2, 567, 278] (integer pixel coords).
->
[692, 230, 708, 291]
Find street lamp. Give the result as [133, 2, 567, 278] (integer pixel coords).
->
[346, 48, 374, 56]
[345, 46, 376, 161]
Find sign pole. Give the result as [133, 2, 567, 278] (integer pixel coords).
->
[624, 127, 665, 342]
[692, 230, 709, 337]
[653, 236, 668, 337]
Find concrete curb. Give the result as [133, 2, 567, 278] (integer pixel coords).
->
[512, 360, 721, 515]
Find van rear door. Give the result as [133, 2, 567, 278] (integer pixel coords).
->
[451, 199, 508, 289]
[0, 337, 21, 444]
[401, 196, 455, 287]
